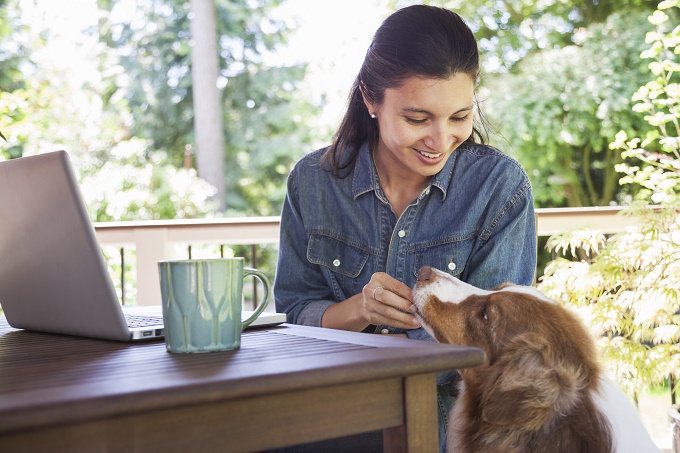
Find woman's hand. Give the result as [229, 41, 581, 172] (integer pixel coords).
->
[361, 272, 421, 330]
[320, 272, 421, 332]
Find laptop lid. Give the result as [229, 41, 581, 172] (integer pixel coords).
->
[0, 151, 151, 341]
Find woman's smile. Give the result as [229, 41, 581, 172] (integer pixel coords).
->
[413, 147, 445, 165]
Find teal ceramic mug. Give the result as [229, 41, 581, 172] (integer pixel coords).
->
[158, 258, 270, 353]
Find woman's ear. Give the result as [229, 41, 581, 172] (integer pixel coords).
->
[359, 84, 377, 118]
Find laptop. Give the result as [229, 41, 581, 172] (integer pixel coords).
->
[0, 151, 286, 341]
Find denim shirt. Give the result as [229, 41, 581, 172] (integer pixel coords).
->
[274, 141, 536, 351]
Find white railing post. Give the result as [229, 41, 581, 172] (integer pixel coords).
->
[133, 227, 179, 306]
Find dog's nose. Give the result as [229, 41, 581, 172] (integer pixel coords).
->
[417, 266, 432, 281]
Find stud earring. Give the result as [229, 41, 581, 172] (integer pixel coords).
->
[370, 113, 376, 118]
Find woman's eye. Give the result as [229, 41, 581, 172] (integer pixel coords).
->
[451, 114, 470, 123]
[405, 117, 427, 125]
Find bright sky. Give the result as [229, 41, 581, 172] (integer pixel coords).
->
[270, 0, 389, 127]
[19, 0, 391, 134]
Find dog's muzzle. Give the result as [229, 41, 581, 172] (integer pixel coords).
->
[417, 266, 433, 282]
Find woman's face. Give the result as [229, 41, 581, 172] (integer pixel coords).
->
[365, 74, 475, 179]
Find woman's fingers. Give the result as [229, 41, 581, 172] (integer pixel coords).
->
[363, 276, 420, 329]
[368, 272, 412, 306]
[371, 298, 420, 329]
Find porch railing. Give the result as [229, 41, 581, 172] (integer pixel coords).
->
[93, 206, 639, 308]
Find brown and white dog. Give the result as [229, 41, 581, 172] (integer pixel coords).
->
[412, 266, 659, 453]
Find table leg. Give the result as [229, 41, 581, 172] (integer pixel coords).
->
[383, 373, 438, 453]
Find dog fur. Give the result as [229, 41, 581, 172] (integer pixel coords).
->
[412, 266, 659, 453]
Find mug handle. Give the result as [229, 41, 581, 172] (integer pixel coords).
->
[241, 268, 271, 330]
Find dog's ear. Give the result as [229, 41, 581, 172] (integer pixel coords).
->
[479, 332, 586, 431]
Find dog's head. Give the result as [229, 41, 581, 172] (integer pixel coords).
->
[412, 266, 602, 431]
[412, 266, 558, 351]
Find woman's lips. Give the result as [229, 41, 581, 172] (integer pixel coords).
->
[419, 150, 441, 158]
[413, 148, 445, 165]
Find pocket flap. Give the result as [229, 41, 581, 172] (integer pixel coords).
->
[308, 234, 369, 278]
[413, 242, 468, 278]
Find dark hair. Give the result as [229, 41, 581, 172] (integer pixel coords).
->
[322, 5, 486, 177]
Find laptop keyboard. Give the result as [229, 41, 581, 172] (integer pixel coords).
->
[125, 314, 164, 328]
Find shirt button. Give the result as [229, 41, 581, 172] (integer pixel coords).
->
[448, 261, 457, 271]
[333, 259, 340, 267]
[398, 230, 406, 238]
[381, 328, 389, 334]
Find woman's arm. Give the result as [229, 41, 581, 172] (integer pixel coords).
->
[274, 172, 337, 326]
[464, 179, 537, 289]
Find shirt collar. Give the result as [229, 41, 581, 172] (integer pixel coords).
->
[351, 141, 459, 201]
[351, 141, 378, 199]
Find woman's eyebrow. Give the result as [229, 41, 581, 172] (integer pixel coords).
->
[401, 105, 474, 115]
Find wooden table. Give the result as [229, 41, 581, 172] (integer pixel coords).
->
[0, 317, 484, 452]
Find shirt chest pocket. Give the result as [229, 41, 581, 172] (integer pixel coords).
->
[412, 237, 474, 279]
[307, 234, 370, 278]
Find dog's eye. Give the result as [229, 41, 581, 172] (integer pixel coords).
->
[478, 303, 489, 322]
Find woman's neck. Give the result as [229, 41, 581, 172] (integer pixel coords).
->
[372, 147, 430, 218]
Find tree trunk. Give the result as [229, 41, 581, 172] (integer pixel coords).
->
[190, 0, 226, 211]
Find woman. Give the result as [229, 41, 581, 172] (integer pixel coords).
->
[274, 4, 536, 451]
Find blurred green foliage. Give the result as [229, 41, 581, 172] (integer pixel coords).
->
[2, 0, 671, 216]
[486, 12, 657, 207]
[539, 0, 680, 400]
[411, 0, 659, 73]
[95, 0, 319, 216]
[1, 0, 318, 219]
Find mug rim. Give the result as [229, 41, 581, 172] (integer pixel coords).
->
[158, 257, 245, 264]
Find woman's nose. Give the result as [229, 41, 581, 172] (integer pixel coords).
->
[422, 123, 454, 152]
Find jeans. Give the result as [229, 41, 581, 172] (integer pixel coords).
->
[436, 382, 456, 453]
